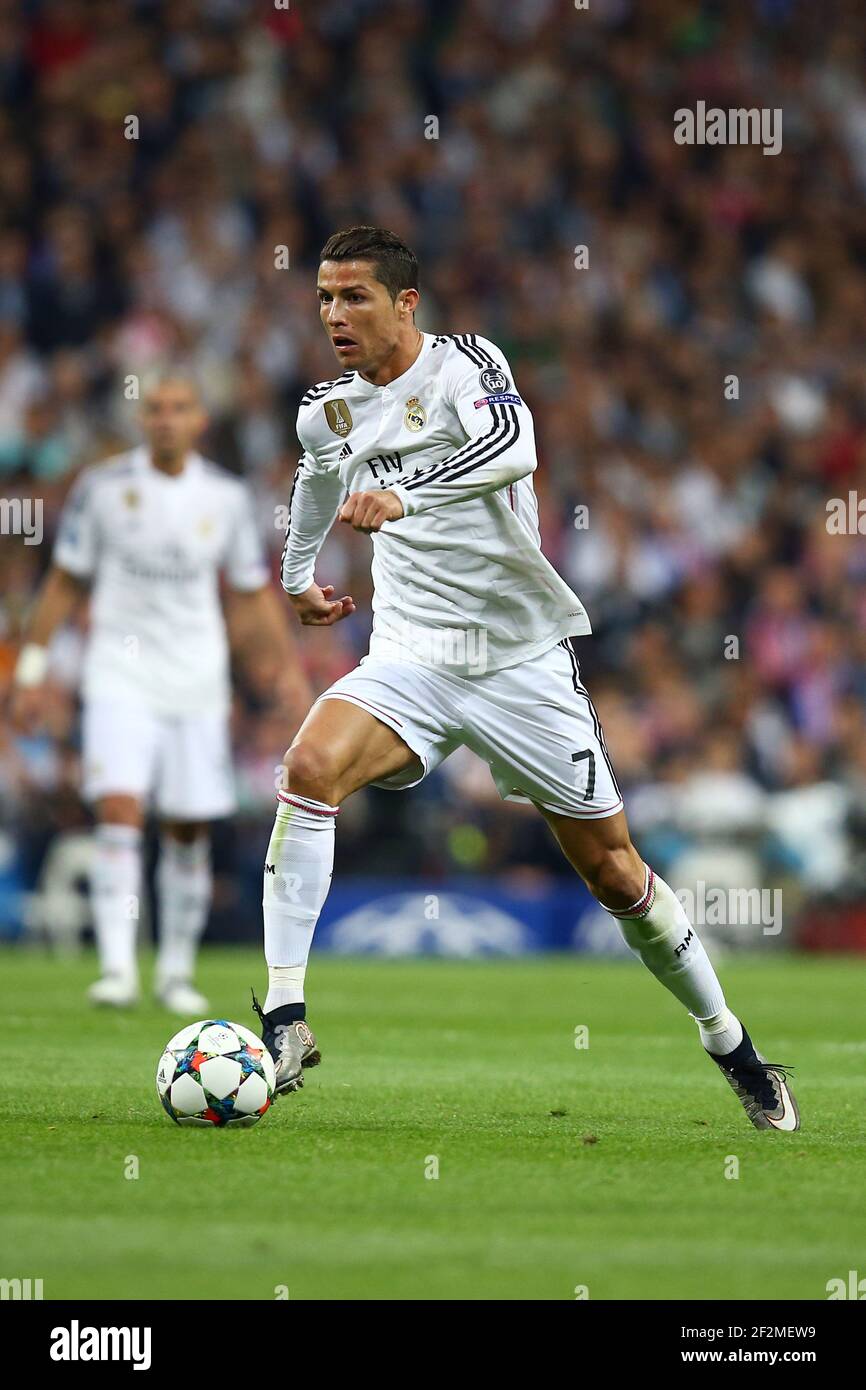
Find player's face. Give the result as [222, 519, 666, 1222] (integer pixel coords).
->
[317, 260, 413, 373]
[140, 382, 206, 459]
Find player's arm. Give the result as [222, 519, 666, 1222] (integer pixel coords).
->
[10, 468, 96, 727]
[341, 338, 537, 529]
[224, 585, 314, 727]
[10, 566, 89, 727]
[22, 562, 89, 644]
[280, 439, 356, 626]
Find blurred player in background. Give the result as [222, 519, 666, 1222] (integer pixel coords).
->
[256, 227, 799, 1133]
[11, 375, 311, 1014]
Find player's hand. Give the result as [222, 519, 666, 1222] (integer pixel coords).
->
[9, 684, 46, 732]
[339, 489, 404, 533]
[286, 583, 356, 626]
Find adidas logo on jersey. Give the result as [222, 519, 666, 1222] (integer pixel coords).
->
[339, 442, 353, 459]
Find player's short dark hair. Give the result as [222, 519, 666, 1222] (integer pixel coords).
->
[319, 226, 419, 302]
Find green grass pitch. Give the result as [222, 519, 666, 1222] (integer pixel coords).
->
[2, 947, 864, 1301]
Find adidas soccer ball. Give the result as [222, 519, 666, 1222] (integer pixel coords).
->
[156, 1019, 276, 1127]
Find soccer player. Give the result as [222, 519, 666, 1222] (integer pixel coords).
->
[12, 374, 310, 1013]
[254, 226, 799, 1132]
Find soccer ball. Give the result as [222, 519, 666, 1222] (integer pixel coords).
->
[156, 1019, 276, 1127]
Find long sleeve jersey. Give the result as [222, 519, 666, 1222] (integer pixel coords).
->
[280, 332, 591, 676]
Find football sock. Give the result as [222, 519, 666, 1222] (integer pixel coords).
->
[263, 792, 338, 1014]
[605, 864, 732, 1036]
[703, 1027, 754, 1069]
[155, 834, 212, 988]
[695, 1006, 745, 1057]
[265, 965, 307, 1015]
[91, 823, 142, 983]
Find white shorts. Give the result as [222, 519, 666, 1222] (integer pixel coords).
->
[81, 698, 236, 820]
[317, 639, 624, 820]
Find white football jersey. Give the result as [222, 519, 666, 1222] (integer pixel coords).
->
[281, 332, 591, 676]
[54, 446, 269, 713]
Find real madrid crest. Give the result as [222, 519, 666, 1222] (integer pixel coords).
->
[123, 488, 140, 509]
[404, 396, 426, 432]
[324, 399, 353, 437]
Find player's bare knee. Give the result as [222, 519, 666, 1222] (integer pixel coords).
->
[161, 820, 207, 845]
[283, 740, 341, 805]
[96, 795, 143, 829]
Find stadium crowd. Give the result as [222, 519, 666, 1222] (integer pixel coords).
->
[1, 0, 865, 940]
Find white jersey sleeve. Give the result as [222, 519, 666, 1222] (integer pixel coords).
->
[390, 335, 537, 518]
[280, 431, 346, 595]
[53, 469, 99, 579]
[223, 481, 270, 592]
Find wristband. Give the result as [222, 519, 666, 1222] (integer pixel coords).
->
[13, 643, 49, 688]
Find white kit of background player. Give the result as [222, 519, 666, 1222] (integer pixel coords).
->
[58, 447, 268, 1011]
[32, 441, 269, 1011]
[257, 225, 798, 1132]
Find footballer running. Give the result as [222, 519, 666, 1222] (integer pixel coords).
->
[253, 226, 799, 1132]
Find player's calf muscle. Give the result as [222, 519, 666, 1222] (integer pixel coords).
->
[582, 845, 645, 910]
[542, 809, 645, 909]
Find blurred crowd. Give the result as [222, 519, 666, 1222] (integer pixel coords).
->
[1, 0, 866, 937]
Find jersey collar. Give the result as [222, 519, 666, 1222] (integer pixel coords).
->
[350, 332, 433, 397]
[135, 445, 204, 479]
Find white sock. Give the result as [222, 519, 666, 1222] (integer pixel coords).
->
[695, 1006, 744, 1057]
[266, 964, 307, 1009]
[155, 835, 211, 988]
[91, 824, 142, 983]
[263, 792, 338, 1013]
[606, 864, 730, 1030]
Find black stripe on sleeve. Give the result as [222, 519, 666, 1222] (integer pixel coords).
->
[300, 371, 354, 406]
[468, 333, 500, 368]
[401, 405, 509, 491]
[409, 405, 521, 493]
[449, 334, 488, 369]
[402, 404, 519, 493]
[279, 457, 305, 580]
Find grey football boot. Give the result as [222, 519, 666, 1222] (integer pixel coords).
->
[251, 992, 321, 1096]
[706, 1025, 799, 1131]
